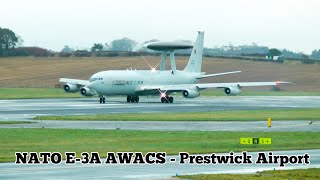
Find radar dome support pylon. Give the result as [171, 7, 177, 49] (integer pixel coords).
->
[144, 41, 193, 72]
[160, 51, 167, 71]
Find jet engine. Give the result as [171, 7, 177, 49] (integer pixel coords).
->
[80, 87, 96, 96]
[63, 84, 79, 93]
[182, 89, 200, 98]
[224, 85, 241, 96]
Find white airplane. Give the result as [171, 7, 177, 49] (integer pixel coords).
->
[60, 32, 289, 103]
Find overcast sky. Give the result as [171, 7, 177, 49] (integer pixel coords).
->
[1, 0, 319, 53]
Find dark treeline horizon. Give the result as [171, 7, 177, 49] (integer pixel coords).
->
[1, 27, 320, 61]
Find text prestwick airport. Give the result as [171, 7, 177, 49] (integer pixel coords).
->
[15, 151, 310, 167]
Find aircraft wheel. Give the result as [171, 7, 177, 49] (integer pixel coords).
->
[169, 97, 173, 103]
[127, 96, 131, 103]
[165, 96, 169, 103]
[130, 96, 136, 103]
[136, 96, 139, 103]
[161, 97, 165, 103]
[102, 97, 106, 104]
[99, 97, 103, 104]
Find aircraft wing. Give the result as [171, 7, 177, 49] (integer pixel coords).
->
[59, 78, 89, 86]
[138, 81, 291, 93]
[196, 71, 241, 79]
[196, 81, 291, 89]
[136, 84, 186, 95]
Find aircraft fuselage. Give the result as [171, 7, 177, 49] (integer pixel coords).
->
[87, 70, 200, 96]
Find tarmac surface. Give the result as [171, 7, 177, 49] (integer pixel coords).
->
[1, 96, 320, 118]
[0, 96, 319, 131]
[0, 149, 319, 180]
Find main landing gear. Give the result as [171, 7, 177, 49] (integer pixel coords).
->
[127, 96, 139, 103]
[161, 96, 173, 103]
[99, 96, 106, 104]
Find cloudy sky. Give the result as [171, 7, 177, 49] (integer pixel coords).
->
[1, 0, 319, 53]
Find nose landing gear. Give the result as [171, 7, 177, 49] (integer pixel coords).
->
[99, 96, 106, 104]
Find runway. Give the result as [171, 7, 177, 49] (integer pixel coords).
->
[0, 96, 319, 131]
[1, 96, 320, 120]
[0, 149, 319, 179]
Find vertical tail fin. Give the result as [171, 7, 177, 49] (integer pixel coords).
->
[183, 31, 204, 72]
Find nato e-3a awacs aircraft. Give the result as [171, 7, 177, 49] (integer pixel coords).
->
[60, 32, 289, 103]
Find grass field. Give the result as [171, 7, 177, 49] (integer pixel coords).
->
[0, 129, 319, 162]
[0, 56, 319, 91]
[34, 108, 320, 121]
[0, 121, 34, 124]
[0, 88, 82, 99]
[177, 168, 320, 180]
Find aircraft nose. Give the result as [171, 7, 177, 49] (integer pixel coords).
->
[86, 83, 94, 90]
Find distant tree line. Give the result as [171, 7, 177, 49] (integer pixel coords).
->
[1, 27, 319, 64]
[58, 38, 138, 57]
[13, 47, 52, 57]
[0, 27, 53, 57]
[311, 49, 320, 59]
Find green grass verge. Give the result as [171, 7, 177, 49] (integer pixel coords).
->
[0, 121, 35, 124]
[0, 129, 319, 162]
[34, 108, 320, 121]
[177, 168, 320, 180]
[0, 88, 319, 99]
[0, 88, 82, 99]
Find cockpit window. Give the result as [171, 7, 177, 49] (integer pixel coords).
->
[89, 77, 98, 82]
[89, 77, 103, 82]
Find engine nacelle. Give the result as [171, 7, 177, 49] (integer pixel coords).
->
[224, 85, 241, 96]
[63, 84, 79, 93]
[182, 89, 200, 98]
[80, 87, 96, 96]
